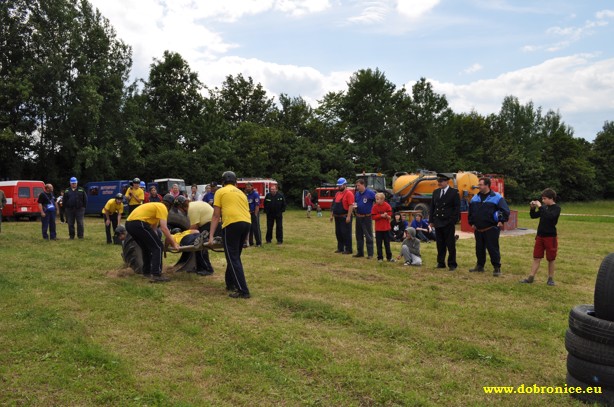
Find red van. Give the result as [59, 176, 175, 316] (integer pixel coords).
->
[0, 180, 46, 221]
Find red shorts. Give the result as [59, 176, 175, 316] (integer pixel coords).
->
[533, 236, 558, 261]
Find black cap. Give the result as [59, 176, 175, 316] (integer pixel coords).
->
[436, 173, 450, 181]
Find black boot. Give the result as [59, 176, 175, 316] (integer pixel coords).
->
[469, 265, 485, 272]
[493, 267, 501, 277]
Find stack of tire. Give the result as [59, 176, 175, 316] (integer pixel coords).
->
[566, 253, 614, 405]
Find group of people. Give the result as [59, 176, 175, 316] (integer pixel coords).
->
[328, 173, 561, 285]
[35, 177, 88, 241]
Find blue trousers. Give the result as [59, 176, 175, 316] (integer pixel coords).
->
[334, 216, 353, 253]
[474, 227, 501, 267]
[355, 216, 373, 257]
[41, 210, 57, 239]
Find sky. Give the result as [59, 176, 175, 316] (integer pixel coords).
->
[88, 0, 614, 141]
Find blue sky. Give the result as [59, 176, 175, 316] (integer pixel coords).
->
[89, 0, 614, 140]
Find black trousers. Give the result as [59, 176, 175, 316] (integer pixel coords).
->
[249, 212, 262, 245]
[334, 216, 353, 253]
[266, 213, 283, 243]
[180, 233, 213, 272]
[474, 227, 501, 267]
[375, 231, 392, 260]
[65, 207, 85, 239]
[435, 223, 457, 268]
[355, 216, 373, 257]
[126, 220, 163, 276]
[223, 222, 250, 294]
[104, 212, 120, 244]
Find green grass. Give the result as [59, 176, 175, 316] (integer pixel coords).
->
[1, 202, 613, 406]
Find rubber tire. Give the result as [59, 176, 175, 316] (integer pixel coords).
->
[566, 329, 614, 366]
[413, 203, 430, 218]
[567, 353, 614, 388]
[167, 207, 190, 231]
[569, 304, 614, 345]
[122, 233, 143, 274]
[594, 253, 614, 322]
[566, 372, 614, 405]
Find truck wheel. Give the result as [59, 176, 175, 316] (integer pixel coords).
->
[594, 253, 614, 322]
[566, 328, 614, 366]
[567, 353, 614, 388]
[567, 373, 614, 405]
[569, 304, 614, 345]
[122, 233, 143, 274]
[413, 203, 430, 218]
[167, 207, 190, 231]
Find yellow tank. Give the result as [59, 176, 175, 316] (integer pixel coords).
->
[392, 173, 438, 197]
[455, 171, 479, 197]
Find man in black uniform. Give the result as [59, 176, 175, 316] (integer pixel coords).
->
[429, 173, 460, 271]
[264, 184, 286, 244]
[64, 177, 88, 239]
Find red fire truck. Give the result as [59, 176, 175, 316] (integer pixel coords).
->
[236, 178, 278, 209]
[313, 183, 355, 210]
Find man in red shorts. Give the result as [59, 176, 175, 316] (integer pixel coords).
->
[520, 188, 561, 286]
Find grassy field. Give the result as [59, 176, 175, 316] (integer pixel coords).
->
[1, 201, 613, 406]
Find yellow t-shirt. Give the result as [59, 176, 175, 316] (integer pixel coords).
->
[188, 201, 214, 227]
[172, 230, 194, 245]
[102, 198, 124, 215]
[213, 185, 251, 228]
[126, 187, 144, 205]
[127, 202, 168, 228]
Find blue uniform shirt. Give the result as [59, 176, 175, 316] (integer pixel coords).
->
[246, 190, 260, 213]
[202, 191, 215, 205]
[355, 188, 376, 215]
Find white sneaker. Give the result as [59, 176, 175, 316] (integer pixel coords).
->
[404, 261, 411, 266]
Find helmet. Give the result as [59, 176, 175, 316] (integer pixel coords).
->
[132, 177, 140, 184]
[114, 225, 127, 235]
[174, 195, 187, 207]
[221, 171, 237, 185]
[336, 177, 347, 186]
[115, 193, 123, 200]
[162, 193, 175, 207]
[139, 181, 146, 188]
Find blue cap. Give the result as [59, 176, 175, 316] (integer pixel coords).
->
[139, 181, 146, 187]
[70, 177, 78, 183]
[336, 177, 347, 186]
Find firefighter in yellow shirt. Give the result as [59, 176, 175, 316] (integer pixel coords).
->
[125, 177, 144, 214]
[125, 195, 179, 282]
[102, 193, 124, 244]
[209, 171, 251, 298]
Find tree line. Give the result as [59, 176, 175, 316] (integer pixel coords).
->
[2, 0, 613, 205]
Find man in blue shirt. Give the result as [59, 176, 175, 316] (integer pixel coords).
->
[244, 182, 262, 247]
[353, 179, 376, 259]
[202, 182, 217, 205]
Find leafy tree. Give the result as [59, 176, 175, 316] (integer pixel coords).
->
[590, 121, 614, 198]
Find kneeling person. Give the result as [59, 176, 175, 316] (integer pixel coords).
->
[125, 196, 179, 282]
[398, 227, 422, 266]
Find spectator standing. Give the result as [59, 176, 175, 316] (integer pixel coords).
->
[429, 174, 460, 271]
[125, 195, 179, 282]
[245, 182, 262, 247]
[202, 182, 217, 205]
[353, 179, 375, 259]
[189, 184, 200, 201]
[64, 177, 87, 239]
[140, 181, 150, 203]
[103, 193, 124, 244]
[468, 177, 510, 277]
[208, 171, 252, 299]
[38, 183, 58, 240]
[56, 190, 65, 223]
[372, 192, 394, 262]
[521, 188, 561, 286]
[125, 178, 144, 214]
[330, 178, 354, 254]
[0, 188, 6, 233]
[304, 191, 313, 218]
[264, 184, 286, 245]
[170, 183, 181, 198]
[148, 186, 162, 202]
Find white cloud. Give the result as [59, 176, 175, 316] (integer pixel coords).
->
[347, 1, 390, 24]
[422, 54, 614, 118]
[462, 63, 483, 74]
[396, 0, 440, 20]
[596, 9, 614, 19]
[275, 0, 331, 17]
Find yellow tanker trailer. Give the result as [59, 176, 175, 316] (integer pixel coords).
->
[392, 170, 480, 216]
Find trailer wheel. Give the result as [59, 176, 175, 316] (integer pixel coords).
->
[122, 233, 143, 274]
[594, 253, 614, 322]
[413, 203, 430, 218]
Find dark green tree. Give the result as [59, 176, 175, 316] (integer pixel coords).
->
[591, 121, 614, 198]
